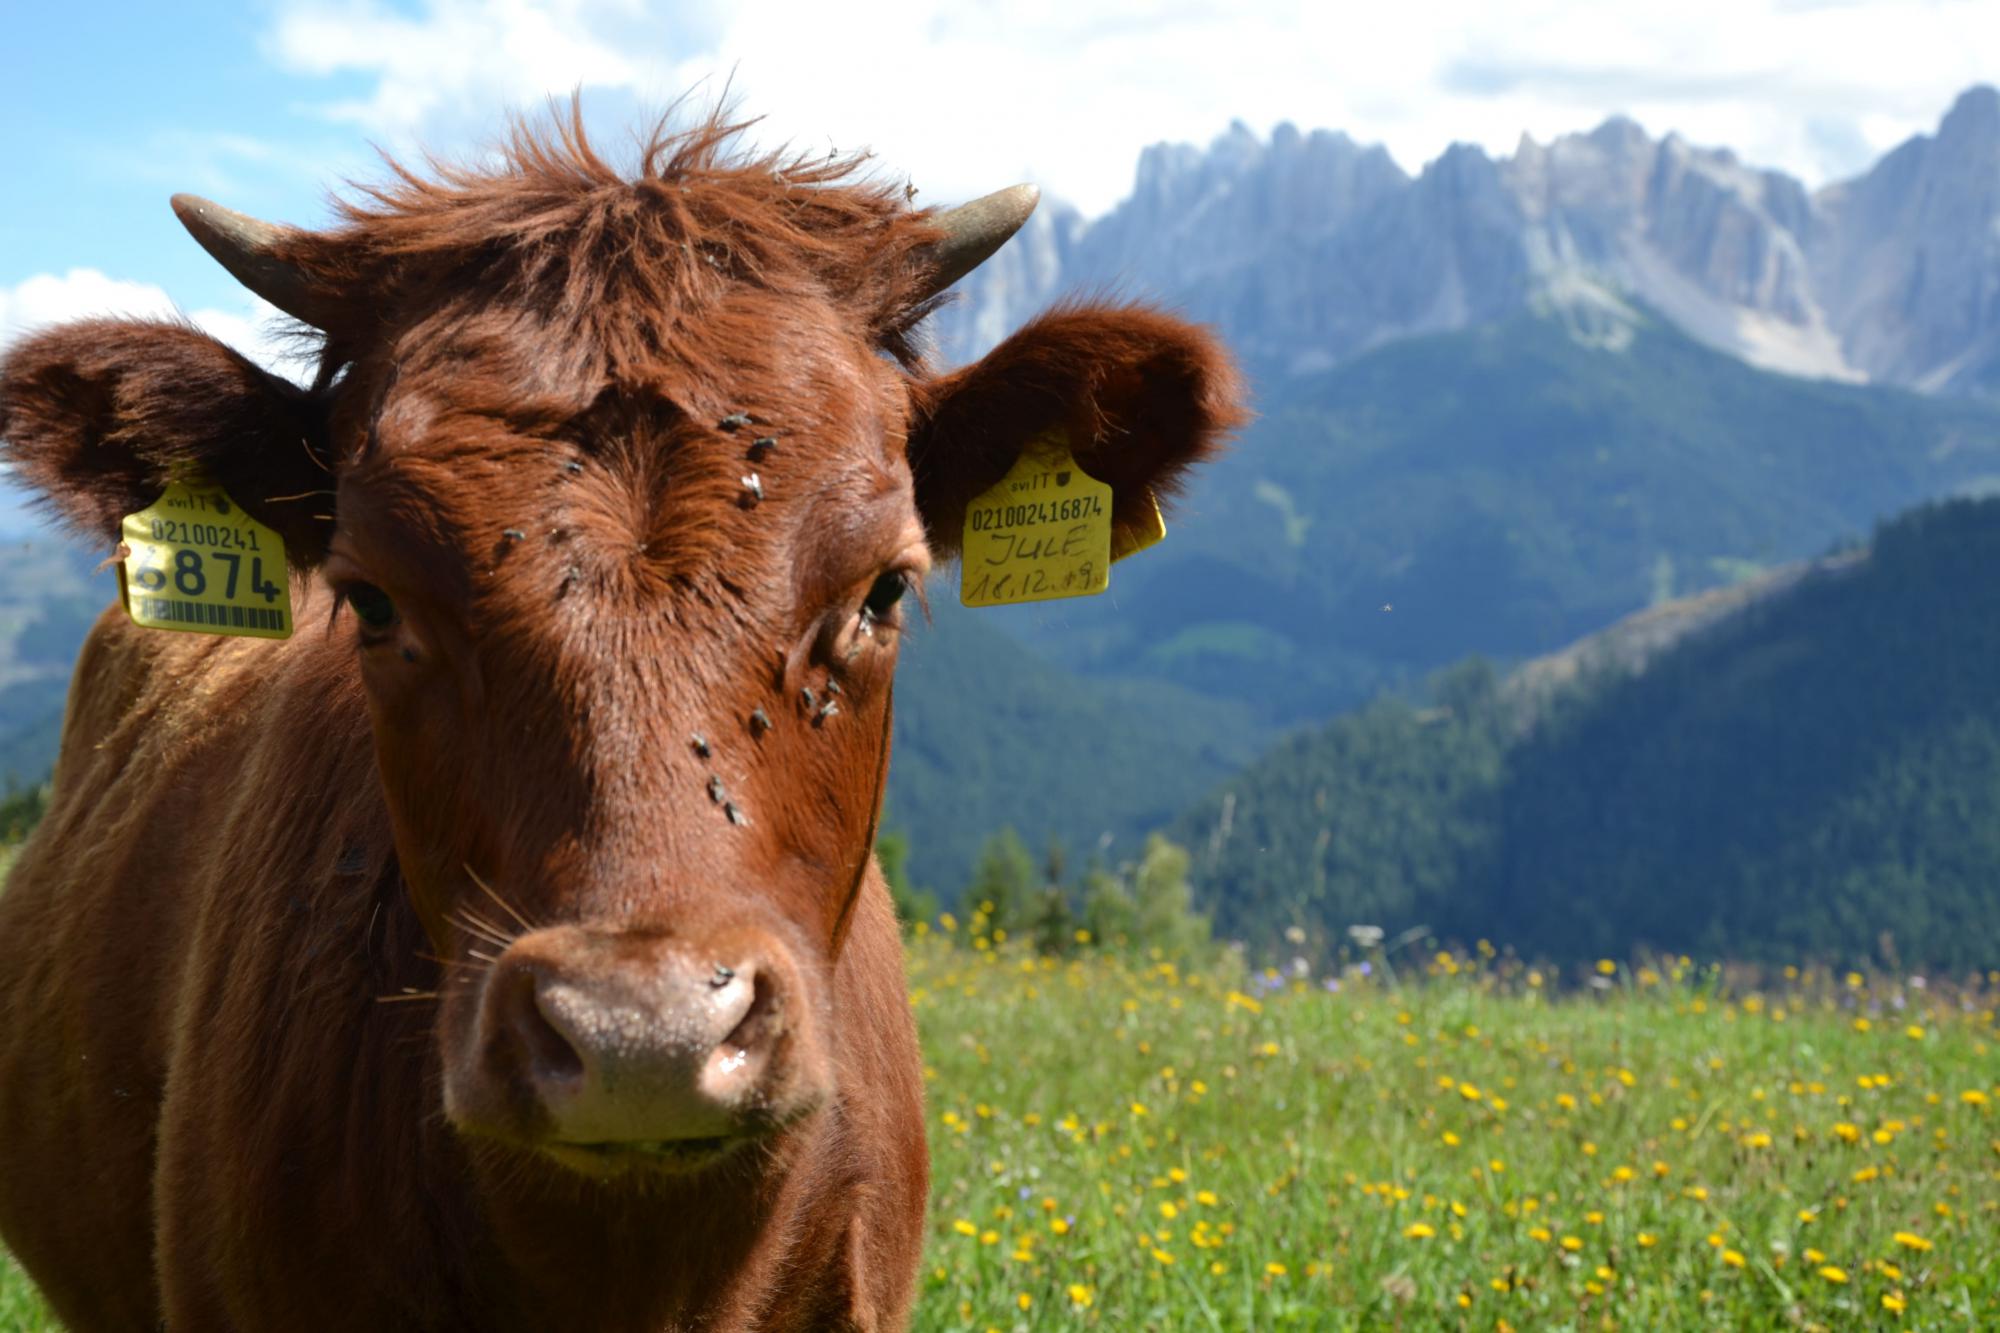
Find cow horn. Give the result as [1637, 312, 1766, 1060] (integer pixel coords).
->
[920, 183, 1039, 297]
[170, 194, 329, 329]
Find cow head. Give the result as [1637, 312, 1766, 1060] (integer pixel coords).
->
[0, 112, 1244, 1180]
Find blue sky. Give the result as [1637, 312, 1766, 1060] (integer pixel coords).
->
[2, 0, 1995, 374]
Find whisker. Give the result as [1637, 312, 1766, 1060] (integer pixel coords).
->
[447, 910, 515, 950]
[467, 948, 500, 965]
[457, 906, 516, 943]
[464, 863, 536, 934]
[418, 951, 490, 976]
[375, 991, 440, 1004]
[299, 432, 334, 475]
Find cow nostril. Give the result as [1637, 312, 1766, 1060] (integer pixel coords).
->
[709, 963, 735, 989]
[720, 966, 780, 1056]
[515, 985, 585, 1091]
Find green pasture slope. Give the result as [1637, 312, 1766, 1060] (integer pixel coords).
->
[3, 937, 1996, 1330]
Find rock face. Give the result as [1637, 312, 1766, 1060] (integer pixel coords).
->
[1813, 86, 2000, 395]
[932, 86, 2000, 397]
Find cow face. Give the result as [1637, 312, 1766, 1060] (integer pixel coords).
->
[0, 117, 1244, 1180]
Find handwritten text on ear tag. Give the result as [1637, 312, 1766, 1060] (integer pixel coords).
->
[960, 434, 1112, 607]
[119, 479, 293, 639]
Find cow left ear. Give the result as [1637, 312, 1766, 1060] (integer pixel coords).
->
[908, 303, 1249, 560]
[0, 319, 336, 564]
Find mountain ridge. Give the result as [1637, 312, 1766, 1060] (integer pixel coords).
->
[934, 86, 2000, 399]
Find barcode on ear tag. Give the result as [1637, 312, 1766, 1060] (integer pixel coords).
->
[119, 480, 293, 639]
[960, 432, 1112, 608]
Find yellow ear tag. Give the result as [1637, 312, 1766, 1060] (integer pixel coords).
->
[1111, 489, 1166, 563]
[119, 478, 293, 639]
[961, 432, 1113, 607]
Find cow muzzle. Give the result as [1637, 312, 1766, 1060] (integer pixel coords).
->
[447, 923, 828, 1175]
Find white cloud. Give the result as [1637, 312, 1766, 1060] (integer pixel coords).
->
[0, 270, 304, 381]
[270, 0, 656, 144]
[260, 0, 2000, 217]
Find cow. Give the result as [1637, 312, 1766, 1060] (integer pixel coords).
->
[0, 107, 1244, 1332]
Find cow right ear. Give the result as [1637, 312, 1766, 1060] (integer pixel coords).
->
[0, 319, 336, 565]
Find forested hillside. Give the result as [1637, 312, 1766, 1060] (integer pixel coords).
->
[1178, 497, 2000, 968]
[885, 597, 1263, 894]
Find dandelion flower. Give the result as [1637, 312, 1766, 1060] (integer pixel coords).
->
[1893, 1231, 1932, 1252]
[1404, 1223, 1436, 1239]
[1067, 1284, 1093, 1308]
[1818, 1265, 1848, 1284]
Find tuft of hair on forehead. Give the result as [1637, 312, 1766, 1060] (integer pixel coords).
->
[282, 98, 949, 381]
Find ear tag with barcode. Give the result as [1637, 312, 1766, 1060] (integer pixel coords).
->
[960, 433, 1113, 607]
[119, 479, 293, 639]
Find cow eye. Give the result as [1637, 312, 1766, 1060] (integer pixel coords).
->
[861, 571, 909, 620]
[345, 582, 399, 631]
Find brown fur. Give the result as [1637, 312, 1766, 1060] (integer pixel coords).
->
[0, 106, 1244, 1332]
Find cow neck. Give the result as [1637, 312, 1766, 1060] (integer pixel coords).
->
[827, 684, 892, 960]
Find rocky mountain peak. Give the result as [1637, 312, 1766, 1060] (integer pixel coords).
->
[1937, 83, 2000, 148]
[932, 88, 2000, 397]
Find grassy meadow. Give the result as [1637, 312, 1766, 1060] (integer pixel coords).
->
[905, 935, 1998, 1332]
[1, 935, 1996, 1331]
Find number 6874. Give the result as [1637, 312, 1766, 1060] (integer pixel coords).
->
[129, 547, 283, 603]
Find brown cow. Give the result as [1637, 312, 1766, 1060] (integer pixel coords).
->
[0, 108, 1243, 1332]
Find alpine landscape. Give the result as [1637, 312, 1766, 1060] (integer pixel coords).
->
[3, 65, 2000, 1333]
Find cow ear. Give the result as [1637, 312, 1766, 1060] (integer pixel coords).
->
[908, 303, 1248, 560]
[0, 319, 336, 564]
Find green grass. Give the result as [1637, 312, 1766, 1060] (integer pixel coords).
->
[0, 1250, 56, 1332]
[3, 942, 1995, 1331]
[908, 941, 1998, 1331]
